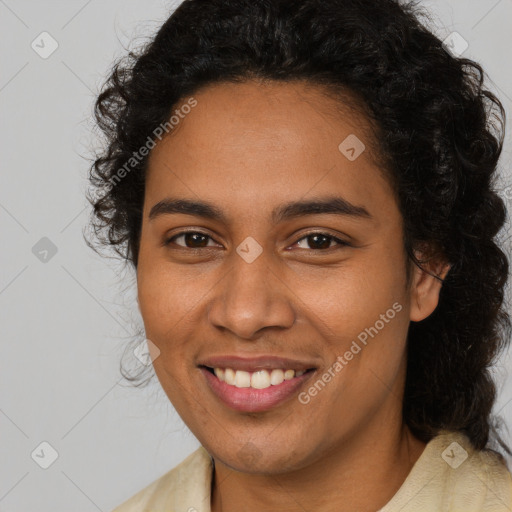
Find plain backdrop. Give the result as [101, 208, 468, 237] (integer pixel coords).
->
[1, 1, 511, 510]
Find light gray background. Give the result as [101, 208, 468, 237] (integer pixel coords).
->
[1, 1, 511, 510]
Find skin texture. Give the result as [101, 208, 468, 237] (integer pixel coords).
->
[137, 80, 449, 512]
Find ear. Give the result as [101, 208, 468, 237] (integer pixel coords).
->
[409, 249, 451, 322]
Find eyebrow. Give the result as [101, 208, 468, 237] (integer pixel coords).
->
[148, 196, 372, 223]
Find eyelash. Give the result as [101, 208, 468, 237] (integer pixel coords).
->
[163, 230, 350, 251]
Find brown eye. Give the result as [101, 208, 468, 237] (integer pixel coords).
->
[165, 231, 218, 248]
[294, 233, 348, 250]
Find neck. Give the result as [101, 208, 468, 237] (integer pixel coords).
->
[210, 422, 426, 512]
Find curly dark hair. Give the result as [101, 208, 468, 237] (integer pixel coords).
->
[86, 0, 511, 454]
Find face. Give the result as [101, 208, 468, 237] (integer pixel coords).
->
[137, 79, 443, 474]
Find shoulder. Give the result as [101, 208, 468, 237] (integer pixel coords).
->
[380, 430, 512, 512]
[445, 432, 512, 511]
[111, 445, 213, 512]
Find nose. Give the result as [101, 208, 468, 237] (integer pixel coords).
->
[207, 247, 296, 340]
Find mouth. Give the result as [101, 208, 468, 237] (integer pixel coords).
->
[199, 365, 317, 413]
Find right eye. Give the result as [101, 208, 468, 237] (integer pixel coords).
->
[163, 230, 221, 249]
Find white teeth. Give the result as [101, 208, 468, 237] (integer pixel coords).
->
[234, 370, 251, 388]
[251, 370, 271, 389]
[284, 369, 295, 380]
[269, 369, 284, 385]
[224, 368, 236, 385]
[212, 367, 308, 389]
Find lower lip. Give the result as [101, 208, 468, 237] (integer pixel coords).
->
[200, 367, 315, 413]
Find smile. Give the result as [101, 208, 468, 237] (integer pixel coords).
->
[200, 365, 316, 412]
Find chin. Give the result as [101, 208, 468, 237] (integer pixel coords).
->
[208, 440, 315, 475]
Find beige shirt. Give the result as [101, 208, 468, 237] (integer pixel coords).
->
[112, 430, 512, 511]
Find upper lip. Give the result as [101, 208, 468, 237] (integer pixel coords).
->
[198, 355, 317, 372]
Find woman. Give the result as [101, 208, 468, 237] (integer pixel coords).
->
[87, 0, 512, 510]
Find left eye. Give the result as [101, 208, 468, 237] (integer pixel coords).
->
[293, 233, 347, 250]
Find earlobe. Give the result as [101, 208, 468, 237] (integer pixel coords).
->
[409, 255, 451, 322]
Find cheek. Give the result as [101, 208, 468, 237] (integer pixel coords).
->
[298, 248, 408, 342]
[136, 262, 199, 406]
[295, 240, 410, 404]
[136, 264, 191, 381]
[136, 251, 219, 398]
[137, 255, 197, 332]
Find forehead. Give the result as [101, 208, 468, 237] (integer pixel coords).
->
[152, 79, 381, 160]
[144, 80, 395, 219]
